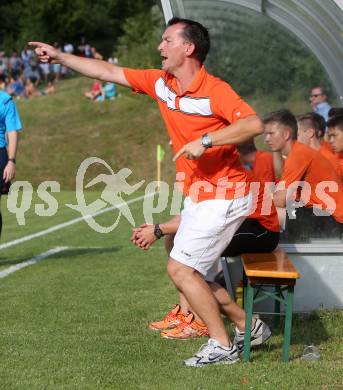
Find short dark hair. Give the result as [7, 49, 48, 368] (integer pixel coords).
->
[328, 107, 343, 120]
[297, 112, 326, 139]
[167, 17, 210, 63]
[237, 140, 256, 155]
[263, 109, 298, 139]
[312, 86, 326, 95]
[327, 107, 343, 130]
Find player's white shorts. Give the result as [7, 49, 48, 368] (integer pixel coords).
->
[170, 194, 252, 277]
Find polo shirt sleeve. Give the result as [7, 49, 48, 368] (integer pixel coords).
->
[210, 82, 256, 124]
[4, 98, 22, 132]
[123, 68, 163, 100]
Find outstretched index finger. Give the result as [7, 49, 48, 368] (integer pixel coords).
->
[28, 41, 47, 48]
[173, 146, 186, 162]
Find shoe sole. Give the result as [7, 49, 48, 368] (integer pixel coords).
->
[250, 325, 272, 347]
[161, 333, 209, 340]
[149, 326, 178, 331]
[184, 358, 239, 367]
[235, 325, 272, 353]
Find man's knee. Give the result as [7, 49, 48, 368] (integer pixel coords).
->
[167, 258, 195, 285]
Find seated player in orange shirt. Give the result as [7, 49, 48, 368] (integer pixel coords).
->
[264, 109, 343, 241]
[131, 171, 279, 349]
[327, 108, 343, 179]
[237, 141, 276, 183]
[297, 112, 342, 181]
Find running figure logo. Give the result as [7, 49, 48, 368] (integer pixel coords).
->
[67, 157, 144, 233]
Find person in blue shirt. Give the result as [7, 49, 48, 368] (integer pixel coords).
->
[310, 86, 332, 122]
[0, 90, 22, 237]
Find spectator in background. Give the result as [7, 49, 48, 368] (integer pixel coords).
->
[39, 62, 51, 83]
[0, 52, 9, 78]
[91, 47, 103, 60]
[21, 46, 34, 69]
[52, 43, 62, 81]
[63, 42, 74, 54]
[0, 75, 6, 90]
[237, 141, 276, 183]
[43, 79, 55, 96]
[6, 75, 25, 98]
[84, 80, 102, 100]
[84, 43, 92, 58]
[297, 112, 341, 180]
[0, 90, 22, 238]
[310, 86, 331, 121]
[96, 82, 117, 101]
[9, 52, 22, 77]
[23, 60, 40, 86]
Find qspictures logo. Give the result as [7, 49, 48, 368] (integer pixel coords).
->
[5, 156, 339, 232]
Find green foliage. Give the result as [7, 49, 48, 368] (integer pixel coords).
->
[204, 6, 332, 100]
[0, 0, 156, 56]
[114, 5, 164, 68]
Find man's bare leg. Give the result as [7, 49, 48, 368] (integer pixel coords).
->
[164, 234, 192, 315]
[167, 258, 230, 347]
[209, 282, 249, 331]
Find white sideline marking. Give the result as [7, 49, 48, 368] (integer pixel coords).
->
[0, 192, 155, 250]
[0, 246, 68, 279]
[0, 244, 165, 279]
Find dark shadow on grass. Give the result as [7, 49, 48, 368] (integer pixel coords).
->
[0, 246, 122, 267]
[44, 246, 122, 260]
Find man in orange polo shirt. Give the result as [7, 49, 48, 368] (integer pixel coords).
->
[297, 112, 342, 181]
[30, 18, 267, 366]
[237, 141, 276, 183]
[264, 109, 343, 242]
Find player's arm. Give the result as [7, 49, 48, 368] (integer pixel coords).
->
[3, 131, 18, 182]
[29, 41, 131, 87]
[273, 189, 287, 208]
[174, 115, 263, 161]
[272, 151, 284, 179]
[131, 216, 181, 250]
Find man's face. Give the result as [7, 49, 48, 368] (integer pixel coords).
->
[328, 127, 343, 153]
[310, 88, 326, 107]
[297, 123, 312, 146]
[264, 122, 287, 152]
[157, 23, 192, 73]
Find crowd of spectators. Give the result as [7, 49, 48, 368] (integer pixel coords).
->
[0, 40, 109, 100]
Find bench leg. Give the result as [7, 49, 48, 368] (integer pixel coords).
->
[243, 283, 254, 362]
[274, 285, 281, 329]
[282, 285, 294, 362]
[220, 258, 235, 299]
[243, 273, 248, 309]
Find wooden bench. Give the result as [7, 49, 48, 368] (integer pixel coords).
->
[222, 248, 300, 362]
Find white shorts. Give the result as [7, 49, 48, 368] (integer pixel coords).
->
[170, 195, 252, 277]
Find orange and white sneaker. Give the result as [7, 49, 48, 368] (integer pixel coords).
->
[149, 304, 185, 331]
[160, 312, 209, 339]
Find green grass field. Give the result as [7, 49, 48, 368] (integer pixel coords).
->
[0, 190, 342, 389]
